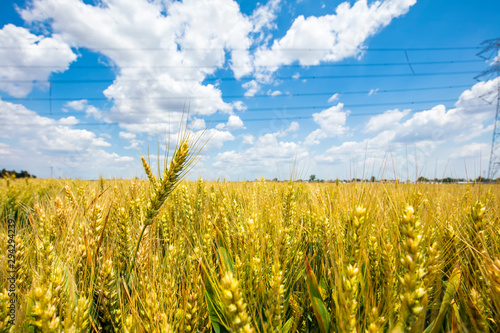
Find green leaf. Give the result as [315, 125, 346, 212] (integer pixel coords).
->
[305, 258, 330, 333]
[216, 233, 234, 274]
[201, 265, 229, 333]
[424, 264, 461, 333]
[218, 245, 234, 275]
[281, 318, 294, 333]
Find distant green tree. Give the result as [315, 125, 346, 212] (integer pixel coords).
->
[309, 174, 316, 182]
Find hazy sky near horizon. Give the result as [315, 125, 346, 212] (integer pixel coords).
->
[1, 0, 499, 180]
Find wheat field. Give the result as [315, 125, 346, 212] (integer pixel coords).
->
[0, 141, 499, 332]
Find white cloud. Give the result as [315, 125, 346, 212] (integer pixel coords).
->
[58, 116, 79, 126]
[0, 143, 10, 156]
[65, 99, 88, 111]
[327, 93, 340, 103]
[119, 131, 136, 140]
[21, 0, 254, 134]
[368, 88, 379, 96]
[276, 121, 300, 137]
[490, 50, 500, 65]
[226, 115, 245, 130]
[0, 98, 109, 151]
[251, 0, 282, 33]
[232, 101, 247, 111]
[85, 105, 104, 120]
[197, 128, 235, 151]
[268, 90, 283, 97]
[190, 118, 207, 130]
[213, 132, 308, 179]
[450, 143, 489, 159]
[65, 99, 103, 120]
[305, 103, 349, 144]
[0, 98, 136, 177]
[316, 130, 395, 164]
[242, 134, 255, 144]
[253, 0, 416, 76]
[370, 77, 499, 145]
[211, 120, 305, 179]
[0, 24, 77, 97]
[365, 109, 410, 133]
[119, 131, 142, 150]
[304, 129, 328, 145]
[315, 78, 499, 175]
[287, 121, 300, 132]
[243, 80, 260, 97]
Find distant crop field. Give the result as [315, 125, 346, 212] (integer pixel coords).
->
[1, 157, 499, 332]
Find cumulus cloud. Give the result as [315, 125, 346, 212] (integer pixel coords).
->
[358, 77, 499, 146]
[119, 131, 142, 149]
[316, 130, 395, 164]
[65, 99, 88, 111]
[0, 98, 109, 151]
[450, 143, 489, 159]
[213, 132, 308, 179]
[65, 99, 104, 120]
[0, 24, 77, 97]
[21, 0, 253, 134]
[0, 98, 135, 177]
[315, 77, 499, 177]
[305, 103, 349, 144]
[268, 89, 283, 97]
[190, 118, 207, 130]
[327, 93, 340, 103]
[196, 128, 235, 151]
[251, 0, 282, 34]
[242, 134, 255, 144]
[275, 121, 300, 137]
[253, 0, 416, 77]
[226, 115, 245, 130]
[243, 80, 260, 97]
[119, 131, 136, 140]
[14, 0, 418, 140]
[365, 109, 410, 133]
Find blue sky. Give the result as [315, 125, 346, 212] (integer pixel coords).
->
[1, 0, 499, 181]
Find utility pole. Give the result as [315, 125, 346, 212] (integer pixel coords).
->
[475, 38, 500, 181]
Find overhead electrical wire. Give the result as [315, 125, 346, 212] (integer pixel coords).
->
[0, 70, 479, 84]
[0, 46, 491, 129]
[0, 46, 482, 51]
[0, 84, 472, 102]
[7, 99, 492, 126]
[2, 104, 495, 128]
[0, 59, 483, 69]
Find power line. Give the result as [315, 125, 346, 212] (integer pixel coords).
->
[11, 97, 474, 118]
[0, 59, 482, 69]
[0, 84, 472, 102]
[0, 70, 478, 84]
[0, 46, 482, 51]
[4, 104, 495, 127]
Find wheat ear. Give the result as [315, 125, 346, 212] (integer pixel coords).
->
[128, 139, 195, 283]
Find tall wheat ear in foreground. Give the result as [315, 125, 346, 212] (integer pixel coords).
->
[1, 143, 500, 331]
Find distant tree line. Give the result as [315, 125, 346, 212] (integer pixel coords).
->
[1, 169, 36, 178]
[270, 175, 500, 184]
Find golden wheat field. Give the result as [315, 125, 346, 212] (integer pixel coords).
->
[1, 141, 500, 332]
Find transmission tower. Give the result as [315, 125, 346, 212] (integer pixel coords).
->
[475, 38, 500, 181]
